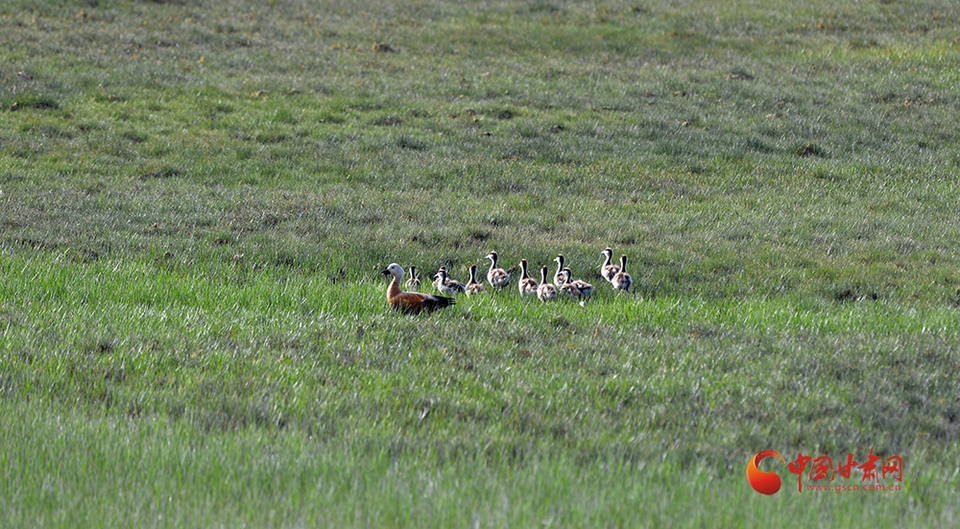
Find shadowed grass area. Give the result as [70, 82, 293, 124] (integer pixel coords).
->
[2, 0, 960, 526]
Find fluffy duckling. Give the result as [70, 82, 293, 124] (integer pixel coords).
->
[518, 259, 539, 296]
[537, 265, 557, 302]
[405, 265, 422, 291]
[382, 263, 455, 314]
[599, 248, 620, 283]
[611, 254, 632, 292]
[485, 251, 510, 289]
[431, 266, 447, 292]
[433, 267, 466, 296]
[465, 264, 486, 296]
[553, 254, 566, 288]
[558, 268, 580, 300]
[560, 267, 595, 301]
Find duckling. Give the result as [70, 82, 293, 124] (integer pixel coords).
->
[431, 266, 447, 292]
[465, 264, 486, 296]
[405, 265, 422, 291]
[599, 248, 620, 283]
[553, 254, 566, 288]
[485, 251, 510, 289]
[433, 267, 466, 296]
[558, 269, 581, 300]
[560, 268, 594, 301]
[536, 265, 557, 302]
[611, 254, 632, 292]
[518, 259, 539, 296]
[382, 263, 455, 314]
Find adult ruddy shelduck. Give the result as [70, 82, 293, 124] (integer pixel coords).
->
[485, 251, 510, 289]
[518, 259, 539, 296]
[611, 254, 632, 292]
[599, 248, 620, 283]
[382, 263, 455, 314]
[433, 267, 466, 296]
[536, 265, 557, 302]
[465, 264, 486, 296]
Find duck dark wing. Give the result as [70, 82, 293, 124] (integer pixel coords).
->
[391, 291, 456, 313]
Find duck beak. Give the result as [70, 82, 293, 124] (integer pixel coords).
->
[382, 269, 392, 276]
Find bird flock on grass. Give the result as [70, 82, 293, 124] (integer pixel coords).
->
[382, 248, 632, 314]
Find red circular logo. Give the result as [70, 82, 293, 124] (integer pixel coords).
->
[746, 450, 785, 495]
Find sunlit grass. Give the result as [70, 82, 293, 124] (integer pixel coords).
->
[3, 0, 960, 526]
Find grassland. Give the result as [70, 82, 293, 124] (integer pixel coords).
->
[2, 0, 960, 527]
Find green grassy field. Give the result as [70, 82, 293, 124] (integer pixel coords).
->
[2, 0, 960, 526]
